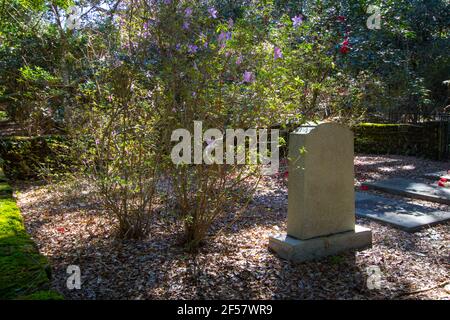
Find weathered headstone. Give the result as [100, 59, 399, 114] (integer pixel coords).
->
[269, 122, 372, 262]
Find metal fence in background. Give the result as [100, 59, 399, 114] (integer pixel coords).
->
[386, 112, 450, 124]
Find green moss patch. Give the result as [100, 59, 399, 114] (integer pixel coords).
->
[0, 178, 63, 300]
[16, 290, 64, 300]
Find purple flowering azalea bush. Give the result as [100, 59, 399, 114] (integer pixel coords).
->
[49, 1, 396, 249]
[71, 0, 345, 248]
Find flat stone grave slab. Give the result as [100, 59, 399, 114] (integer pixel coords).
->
[356, 192, 450, 232]
[422, 171, 450, 181]
[363, 178, 450, 205]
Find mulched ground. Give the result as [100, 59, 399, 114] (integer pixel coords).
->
[15, 154, 450, 300]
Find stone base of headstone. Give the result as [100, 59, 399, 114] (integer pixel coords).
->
[268, 225, 372, 263]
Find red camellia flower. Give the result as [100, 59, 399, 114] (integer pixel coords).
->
[438, 181, 445, 187]
[340, 37, 350, 54]
[440, 177, 448, 183]
[360, 185, 369, 191]
[340, 45, 350, 54]
[283, 171, 289, 179]
[337, 15, 346, 22]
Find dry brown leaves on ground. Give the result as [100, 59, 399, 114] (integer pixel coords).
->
[15, 154, 449, 300]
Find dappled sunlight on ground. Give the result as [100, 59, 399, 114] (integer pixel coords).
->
[14, 154, 450, 300]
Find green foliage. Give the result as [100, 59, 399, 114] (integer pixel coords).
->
[13, 66, 65, 135]
[0, 0, 82, 134]
[1, 0, 447, 133]
[19, 66, 59, 83]
[0, 135, 73, 180]
[0, 111, 8, 121]
[17, 0, 73, 11]
[353, 122, 448, 160]
[273, 0, 450, 114]
[0, 182, 13, 196]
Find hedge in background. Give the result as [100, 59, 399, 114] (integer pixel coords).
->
[0, 135, 72, 180]
[353, 122, 449, 160]
[0, 167, 63, 299]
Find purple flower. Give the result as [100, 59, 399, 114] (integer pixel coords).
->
[236, 55, 243, 65]
[292, 15, 303, 28]
[204, 41, 209, 48]
[183, 21, 190, 30]
[218, 31, 226, 42]
[185, 7, 193, 18]
[228, 18, 234, 28]
[145, 19, 157, 27]
[218, 31, 232, 48]
[188, 44, 198, 53]
[274, 46, 283, 60]
[243, 71, 254, 83]
[164, 0, 172, 4]
[208, 7, 218, 19]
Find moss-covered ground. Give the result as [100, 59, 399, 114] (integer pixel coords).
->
[0, 167, 63, 300]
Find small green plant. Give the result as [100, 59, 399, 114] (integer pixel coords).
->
[329, 255, 345, 265]
[0, 111, 8, 121]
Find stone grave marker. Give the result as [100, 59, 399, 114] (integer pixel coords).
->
[363, 178, 450, 205]
[356, 192, 450, 232]
[269, 122, 372, 262]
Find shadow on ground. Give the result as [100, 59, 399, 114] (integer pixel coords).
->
[13, 155, 449, 300]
